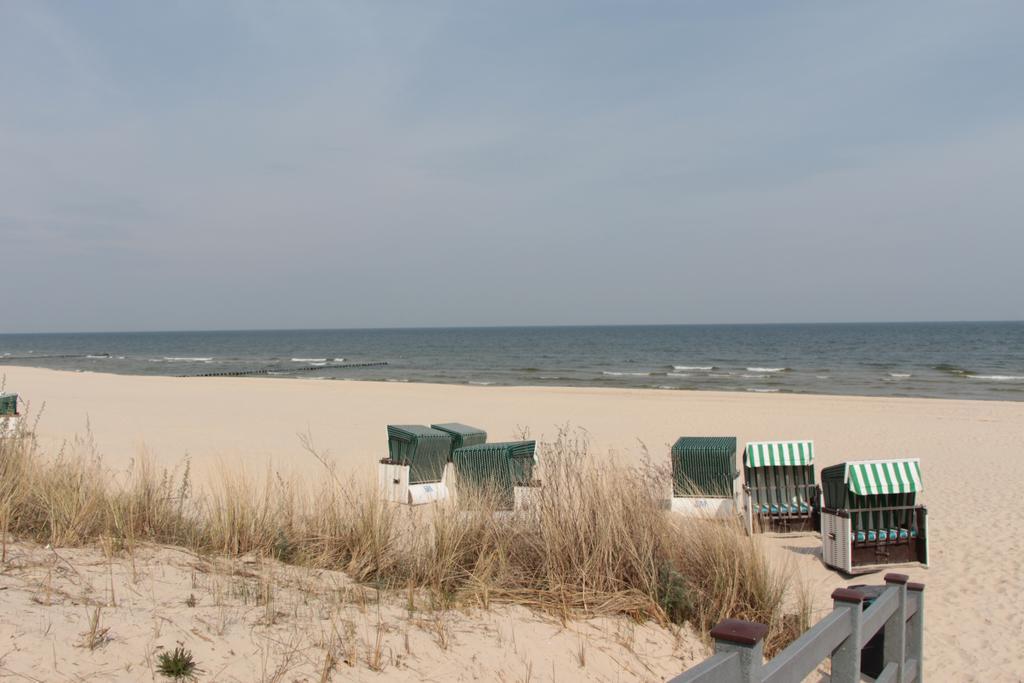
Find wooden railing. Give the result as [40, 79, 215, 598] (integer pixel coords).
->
[671, 573, 924, 682]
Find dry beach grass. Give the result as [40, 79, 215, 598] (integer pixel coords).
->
[0, 414, 809, 679]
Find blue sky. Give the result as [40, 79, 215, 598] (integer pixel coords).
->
[2, 2, 1022, 332]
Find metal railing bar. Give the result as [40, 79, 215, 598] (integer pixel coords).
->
[860, 587, 898, 642]
[906, 591, 920, 620]
[904, 657, 919, 682]
[668, 652, 740, 682]
[760, 610, 850, 683]
[872, 661, 899, 683]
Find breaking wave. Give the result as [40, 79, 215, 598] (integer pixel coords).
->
[967, 374, 1024, 381]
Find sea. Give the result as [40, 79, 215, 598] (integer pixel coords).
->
[1, 322, 1023, 401]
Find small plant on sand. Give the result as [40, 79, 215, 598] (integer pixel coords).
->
[76, 606, 111, 650]
[655, 562, 691, 624]
[156, 646, 199, 680]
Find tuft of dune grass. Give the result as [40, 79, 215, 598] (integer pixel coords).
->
[0, 418, 809, 654]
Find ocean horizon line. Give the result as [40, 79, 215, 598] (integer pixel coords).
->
[2, 318, 1023, 337]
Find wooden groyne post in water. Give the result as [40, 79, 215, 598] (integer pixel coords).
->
[181, 361, 389, 378]
[672, 573, 924, 682]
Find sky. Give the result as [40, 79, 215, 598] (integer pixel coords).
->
[1, 2, 1023, 333]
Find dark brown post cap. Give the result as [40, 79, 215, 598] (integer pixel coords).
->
[907, 582, 925, 592]
[709, 619, 770, 646]
[884, 573, 909, 585]
[832, 588, 866, 603]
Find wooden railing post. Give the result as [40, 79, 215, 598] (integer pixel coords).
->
[709, 619, 768, 683]
[884, 573, 909, 682]
[672, 578, 927, 682]
[907, 581, 925, 682]
[829, 588, 865, 683]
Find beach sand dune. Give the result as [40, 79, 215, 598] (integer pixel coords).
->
[2, 365, 1023, 680]
[0, 542, 700, 681]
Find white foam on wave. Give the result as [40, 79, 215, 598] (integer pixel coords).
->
[292, 358, 327, 363]
[164, 357, 213, 362]
[333, 358, 345, 363]
[386, 378, 409, 383]
[666, 372, 690, 378]
[746, 387, 779, 393]
[816, 375, 830, 379]
[747, 367, 786, 373]
[889, 373, 912, 378]
[86, 355, 108, 359]
[468, 381, 495, 386]
[602, 371, 650, 377]
[968, 374, 1024, 381]
[311, 362, 327, 366]
[673, 365, 713, 371]
[741, 373, 768, 379]
[539, 375, 562, 380]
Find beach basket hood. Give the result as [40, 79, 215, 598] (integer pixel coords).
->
[430, 423, 487, 452]
[744, 440, 813, 468]
[671, 437, 738, 497]
[844, 459, 922, 496]
[386, 425, 453, 485]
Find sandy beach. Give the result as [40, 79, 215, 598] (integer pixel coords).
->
[2, 365, 1023, 680]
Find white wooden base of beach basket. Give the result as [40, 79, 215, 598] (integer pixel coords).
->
[378, 461, 453, 505]
[444, 479, 541, 513]
[820, 510, 930, 575]
[670, 495, 739, 519]
[513, 485, 541, 512]
[669, 479, 740, 520]
[821, 511, 852, 573]
[0, 416, 20, 437]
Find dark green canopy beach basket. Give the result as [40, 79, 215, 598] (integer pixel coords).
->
[0, 393, 17, 417]
[386, 425, 453, 485]
[451, 440, 536, 509]
[671, 437, 737, 497]
[430, 423, 487, 454]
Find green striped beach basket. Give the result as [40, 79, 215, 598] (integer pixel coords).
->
[743, 440, 817, 521]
